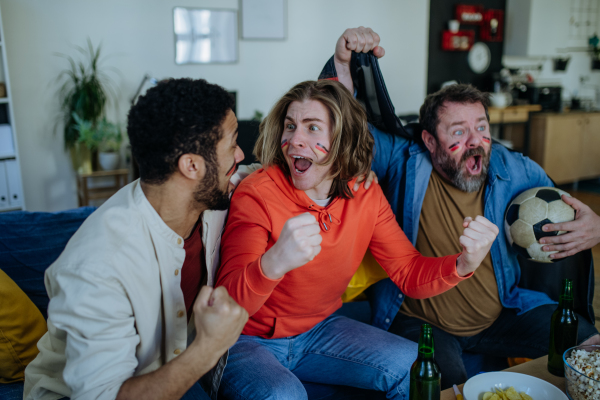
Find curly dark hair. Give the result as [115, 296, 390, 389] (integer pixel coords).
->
[127, 78, 234, 184]
[419, 84, 490, 142]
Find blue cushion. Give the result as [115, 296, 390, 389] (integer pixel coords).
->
[0, 381, 24, 400]
[0, 207, 96, 319]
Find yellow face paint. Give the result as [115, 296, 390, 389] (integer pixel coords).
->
[449, 142, 461, 154]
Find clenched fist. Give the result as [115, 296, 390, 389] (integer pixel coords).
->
[192, 286, 248, 365]
[260, 212, 323, 279]
[456, 215, 499, 276]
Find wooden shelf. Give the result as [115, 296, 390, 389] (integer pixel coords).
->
[76, 169, 130, 206]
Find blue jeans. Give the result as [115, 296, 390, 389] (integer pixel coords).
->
[220, 314, 417, 400]
[390, 304, 599, 390]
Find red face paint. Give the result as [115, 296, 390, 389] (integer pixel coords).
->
[316, 143, 329, 154]
[449, 142, 461, 154]
[226, 161, 237, 177]
[482, 136, 491, 144]
[281, 139, 289, 149]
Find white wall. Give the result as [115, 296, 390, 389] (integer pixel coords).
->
[0, 0, 430, 212]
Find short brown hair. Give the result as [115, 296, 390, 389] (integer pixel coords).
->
[419, 84, 490, 141]
[254, 80, 373, 199]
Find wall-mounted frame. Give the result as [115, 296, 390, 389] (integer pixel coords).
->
[174, 7, 238, 64]
[240, 0, 286, 40]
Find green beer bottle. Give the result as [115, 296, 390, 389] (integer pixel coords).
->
[409, 324, 441, 400]
[547, 278, 578, 376]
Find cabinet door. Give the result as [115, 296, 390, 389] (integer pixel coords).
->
[0, 161, 9, 209]
[581, 115, 600, 179]
[543, 115, 584, 184]
[4, 159, 23, 208]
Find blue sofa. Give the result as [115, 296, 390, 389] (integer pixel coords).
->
[0, 207, 509, 400]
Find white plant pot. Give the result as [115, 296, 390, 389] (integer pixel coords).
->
[98, 152, 120, 171]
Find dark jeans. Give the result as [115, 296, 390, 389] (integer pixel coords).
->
[389, 305, 599, 390]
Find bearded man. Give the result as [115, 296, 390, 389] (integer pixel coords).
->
[323, 27, 600, 389]
[24, 78, 248, 400]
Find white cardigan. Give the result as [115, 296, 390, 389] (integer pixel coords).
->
[24, 166, 256, 400]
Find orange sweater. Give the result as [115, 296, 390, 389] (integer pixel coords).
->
[217, 166, 468, 338]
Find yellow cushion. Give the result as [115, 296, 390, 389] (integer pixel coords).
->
[0, 268, 47, 383]
[342, 249, 389, 303]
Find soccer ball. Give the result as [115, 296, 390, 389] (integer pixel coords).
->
[504, 187, 575, 263]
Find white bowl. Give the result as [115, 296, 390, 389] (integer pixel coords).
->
[463, 371, 567, 400]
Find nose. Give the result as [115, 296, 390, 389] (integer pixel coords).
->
[235, 145, 245, 163]
[466, 129, 483, 148]
[288, 130, 308, 148]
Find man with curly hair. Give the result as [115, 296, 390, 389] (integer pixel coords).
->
[24, 78, 248, 400]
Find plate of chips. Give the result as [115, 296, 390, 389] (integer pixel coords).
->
[462, 371, 567, 400]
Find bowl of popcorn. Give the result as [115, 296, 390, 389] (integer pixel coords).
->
[463, 371, 567, 400]
[564, 345, 600, 400]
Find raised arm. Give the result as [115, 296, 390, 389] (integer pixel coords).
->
[117, 286, 247, 400]
[367, 186, 497, 297]
[333, 27, 386, 94]
[217, 182, 322, 315]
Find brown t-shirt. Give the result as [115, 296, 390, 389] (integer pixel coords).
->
[400, 169, 502, 336]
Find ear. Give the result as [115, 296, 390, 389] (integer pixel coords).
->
[421, 130, 437, 154]
[177, 154, 206, 181]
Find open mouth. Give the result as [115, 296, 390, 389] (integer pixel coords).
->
[292, 156, 312, 175]
[465, 155, 482, 175]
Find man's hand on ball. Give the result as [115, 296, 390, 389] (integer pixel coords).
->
[539, 195, 600, 259]
[260, 213, 322, 280]
[456, 215, 499, 276]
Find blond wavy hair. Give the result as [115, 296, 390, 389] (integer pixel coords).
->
[254, 80, 373, 199]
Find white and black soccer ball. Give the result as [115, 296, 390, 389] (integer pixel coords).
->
[504, 187, 575, 263]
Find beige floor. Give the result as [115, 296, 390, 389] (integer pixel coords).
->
[565, 189, 600, 329]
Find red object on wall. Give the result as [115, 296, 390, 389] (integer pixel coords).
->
[455, 4, 483, 25]
[481, 9, 504, 41]
[441, 30, 475, 51]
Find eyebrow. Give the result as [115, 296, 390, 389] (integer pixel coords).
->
[448, 116, 488, 128]
[285, 116, 325, 124]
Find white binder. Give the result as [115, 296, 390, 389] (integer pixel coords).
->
[0, 124, 14, 157]
[5, 159, 23, 208]
[0, 161, 8, 209]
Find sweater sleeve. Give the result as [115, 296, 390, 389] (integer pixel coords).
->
[368, 186, 471, 299]
[216, 182, 283, 316]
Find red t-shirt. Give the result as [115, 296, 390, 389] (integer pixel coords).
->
[182, 219, 204, 321]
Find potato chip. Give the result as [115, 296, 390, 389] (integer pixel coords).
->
[520, 393, 533, 400]
[489, 395, 500, 400]
[483, 392, 494, 400]
[505, 387, 521, 400]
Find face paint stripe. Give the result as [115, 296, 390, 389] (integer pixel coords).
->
[281, 139, 289, 149]
[482, 136, 491, 144]
[316, 143, 329, 154]
[449, 142, 461, 153]
[226, 162, 237, 177]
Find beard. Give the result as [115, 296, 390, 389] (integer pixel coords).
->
[434, 142, 491, 193]
[193, 160, 231, 211]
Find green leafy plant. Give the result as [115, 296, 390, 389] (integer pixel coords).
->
[55, 38, 116, 149]
[72, 113, 122, 153]
[96, 119, 122, 153]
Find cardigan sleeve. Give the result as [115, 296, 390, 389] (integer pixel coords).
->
[216, 182, 283, 316]
[368, 186, 471, 299]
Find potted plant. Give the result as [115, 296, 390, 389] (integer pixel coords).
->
[96, 119, 123, 171]
[55, 39, 115, 170]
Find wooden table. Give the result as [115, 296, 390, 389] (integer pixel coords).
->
[77, 169, 129, 206]
[441, 356, 564, 399]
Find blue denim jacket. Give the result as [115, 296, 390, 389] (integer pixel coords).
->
[365, 125, 556, 331]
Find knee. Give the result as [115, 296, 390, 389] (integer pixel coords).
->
[265, 380, 308, 400]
